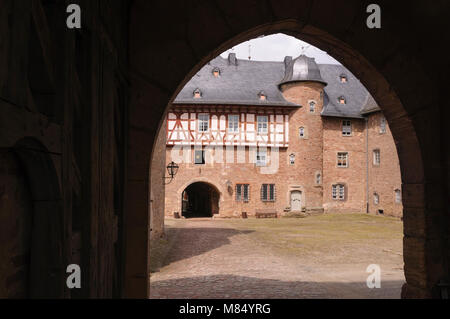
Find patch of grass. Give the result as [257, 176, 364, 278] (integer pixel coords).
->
[221, 213, 403, 259]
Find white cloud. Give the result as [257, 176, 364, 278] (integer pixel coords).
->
[220, 33, 341, 65]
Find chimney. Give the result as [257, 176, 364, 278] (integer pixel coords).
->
[228, 53, 237, 66]
[284, 56, 292, 69]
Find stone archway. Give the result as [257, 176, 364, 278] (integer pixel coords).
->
[0, 138, 65, 299]
[181, 182, 220, 218]
[128, 1, 448, 299]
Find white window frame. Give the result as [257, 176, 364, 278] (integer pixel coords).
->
[373, 149, 381, 166]
[198, 114, 209, 132]
[332, 184, 345, 201]
[309, 101, 316, 113]
[257, 116, 268, 134]
[256, 149, 267, 167]
[228, 114, 240, 133]
[342, 120, 352, 136]
[337, 152, 349, 168]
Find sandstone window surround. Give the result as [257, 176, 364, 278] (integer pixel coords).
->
[261, 184, 276, 202]
[289, 154, 295, 165]
[373, 149, 381, 166]
[315, 172, 322, 185]
[342, 120, 352, 136]
[228, 114, 240, 133]
[236, 184, 250, 202]
[198, 114, 209, 132]
[309, 100, 316, 113]
[299, 127, 306, 138]
[374, 193, 380, 205]
[337, 152, 349, 168]
[332, 184, 346, 201]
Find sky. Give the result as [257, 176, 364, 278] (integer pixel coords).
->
[220, 33, 341, 65]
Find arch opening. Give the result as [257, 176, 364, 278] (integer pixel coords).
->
[130, 6, 438, 298]
[147, 30, 412, 299]
[181, 182, 220, 218]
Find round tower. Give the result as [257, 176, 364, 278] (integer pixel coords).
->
[279, 55, 327, 213]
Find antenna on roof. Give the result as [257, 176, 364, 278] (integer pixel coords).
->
[248, 44, 252, 60]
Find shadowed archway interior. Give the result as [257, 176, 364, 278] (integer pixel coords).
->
[182, 182, 220, 218]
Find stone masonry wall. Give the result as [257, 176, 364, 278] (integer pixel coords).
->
[367, 112, 403, 217]
[323, 117, 367, 213]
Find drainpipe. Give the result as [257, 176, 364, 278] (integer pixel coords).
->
[365, 117, 369, 213]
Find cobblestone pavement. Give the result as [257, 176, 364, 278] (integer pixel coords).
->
[150, 218, 405, 299]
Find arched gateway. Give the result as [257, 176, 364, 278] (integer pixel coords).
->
[181, 182, 220, 218]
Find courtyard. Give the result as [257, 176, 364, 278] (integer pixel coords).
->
[149, 213, 404, 299]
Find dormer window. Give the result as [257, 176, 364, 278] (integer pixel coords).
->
[193, 88, 202, 99]
[340, 74, 348, 83]
[258, 91, 267, 101]
[338, 96, 346, 104]
[212, 67, 220, 78]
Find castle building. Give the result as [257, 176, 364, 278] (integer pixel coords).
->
[163, 54, 403, 219]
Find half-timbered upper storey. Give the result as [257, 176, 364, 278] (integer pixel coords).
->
[167, 53, 378, 147]
[167, 105, 296, 148]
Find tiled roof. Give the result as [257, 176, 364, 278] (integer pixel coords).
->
[174, 54, 378, 118]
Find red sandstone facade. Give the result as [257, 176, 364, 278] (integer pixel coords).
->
[160, 55, 402, 222]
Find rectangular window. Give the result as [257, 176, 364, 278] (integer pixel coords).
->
[194, 149, 205, 165]
[299, 127, 305, 138]
[395, 189, 402, 204]
[374, 193, 380, 205]
[236, 184, 250, 202]
[198, 114, 209, 132]
[228, 115, 240, 133]
[261, 184, 276, 202]
[380, 117, 387, 134]
[255, 149, 267, 166]
[373, 149, 380, 165]
[342, 120, 352, 136]
[332, 184, 345, 201]
[257, 116, 268, 134]
[337, 152, 349, 168]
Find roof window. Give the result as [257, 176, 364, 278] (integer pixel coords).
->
[258, 91, 267, 101]
[212, 67, 221, 77]
[193, 88, 202, 99]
